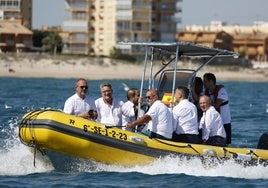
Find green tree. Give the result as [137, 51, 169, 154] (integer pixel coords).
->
[32, 30, 49, 47]
[42, 31, 62, 55]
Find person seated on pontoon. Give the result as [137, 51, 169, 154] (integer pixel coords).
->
[126, 89, 173, 140]
[122, 88, 145, 132]
[172, 86, 200, 144]
[95, 82, 124, 127]
[63, 78, 97, 120]
[199, 95, 227, 147]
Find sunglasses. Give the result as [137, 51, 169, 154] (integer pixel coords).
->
[146, 95, 155, 100]
[80, 86, 88, 90]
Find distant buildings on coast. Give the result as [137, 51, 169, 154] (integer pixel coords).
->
[178, 21, 268, 62]
[0, 0, 268, 63]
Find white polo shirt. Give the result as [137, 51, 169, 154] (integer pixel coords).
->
[199, 106, 226, 141]
[95, 97, 124, 126]
[122, 100, 145, 126]
[173, 99, 199, 135]
[63, 93, 96, 115]
[146, 100, 173, 139]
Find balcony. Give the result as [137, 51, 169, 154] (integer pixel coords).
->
[116, 0, 131, 9]
[68, 1, 88, 11]
[63, 20, 88, 31]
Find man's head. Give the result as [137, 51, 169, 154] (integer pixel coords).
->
[199, 95, 211, 112]
[127, 88, 140, 105]
[203, 73, 216, 92]
[75, 78, 88, 99]
[174, 86, 189, 102]
[146, 89, 159, 106]
[100, 82, 113, 104]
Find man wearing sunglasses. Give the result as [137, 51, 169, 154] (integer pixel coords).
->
[126, 89, 173, 140]
[63, 78, 97, 120]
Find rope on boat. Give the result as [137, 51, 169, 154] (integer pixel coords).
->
[136, 130, 202, 155]
[33, 144, 36, 167]
[222, 147, 238, 158]
[152, 137, 202, 155]
[19, 108, 59, 166]
[19, 108, 60, 147]
[187, 144, 201, 155]
[247, 149, 260, 158]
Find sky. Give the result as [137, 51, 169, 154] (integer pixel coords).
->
[32, 0, 268, 29]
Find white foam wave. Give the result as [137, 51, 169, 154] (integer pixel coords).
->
[0, 144, 54, 176]
[74, 155, 268, 179]
[0, 119, 54, 176]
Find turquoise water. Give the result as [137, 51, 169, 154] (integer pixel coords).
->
[1, 78, 268, 187]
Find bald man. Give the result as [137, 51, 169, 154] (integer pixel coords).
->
[199, 95, 227, 147]
[126, 89, 173, 140]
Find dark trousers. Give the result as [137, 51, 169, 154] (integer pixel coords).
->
[172, 133, 200, 144]
[224, 123, 231, 144]
[207, 135, 227, 147]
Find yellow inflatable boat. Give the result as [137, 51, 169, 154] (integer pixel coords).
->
[19, 109, 268, 167]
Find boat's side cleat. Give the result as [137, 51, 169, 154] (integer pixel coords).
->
[235, 153, 252, 161]
[130, 136, 146, 145]
[203, 149, 217, 157]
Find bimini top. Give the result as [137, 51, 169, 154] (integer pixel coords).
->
[119, 41, 239, 58]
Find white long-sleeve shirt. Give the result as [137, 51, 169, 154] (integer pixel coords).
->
[199, 106, 226, 141]
[95, 97, 124, 126]
[146, 100, 173, 139]
[63, 93, 96, 115]
[173, 99, 199, 135]
[122, 101, 145, 126]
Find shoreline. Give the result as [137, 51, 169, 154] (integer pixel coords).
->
[1, 53, 268, 82]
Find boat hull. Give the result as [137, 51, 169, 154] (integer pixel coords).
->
[19, 109, 268, 166]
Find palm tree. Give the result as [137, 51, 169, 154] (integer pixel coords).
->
[42, 31, 62, 55]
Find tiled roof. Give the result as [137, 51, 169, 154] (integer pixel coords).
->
[0, 21, 32, 35]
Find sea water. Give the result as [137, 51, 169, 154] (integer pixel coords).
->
[1, 77, 268, 187]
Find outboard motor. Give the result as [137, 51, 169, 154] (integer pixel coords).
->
[257, 132, 268, 150]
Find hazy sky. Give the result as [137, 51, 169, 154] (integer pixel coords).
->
[32, 0, 268, 29]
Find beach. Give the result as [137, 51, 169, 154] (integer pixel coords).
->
[1, 53, 268, 82]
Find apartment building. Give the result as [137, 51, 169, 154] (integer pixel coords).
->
[61, 0, 182, 57]
[0, 0, 32, 29]
[0, 0, 32, 52]
[0, 0, 21, 21]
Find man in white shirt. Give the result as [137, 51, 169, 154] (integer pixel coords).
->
[95, 82, 124, 127]
[122, 88, 144, 132]
[126, 89, 173, 140]
[63, 78, 97, 119]
[199, 95, 227, 147]
[172, 86, 200, 144]
[203, 73, 231, 144]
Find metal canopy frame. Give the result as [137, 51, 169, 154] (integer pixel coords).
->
[119, 41, 239, 104]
